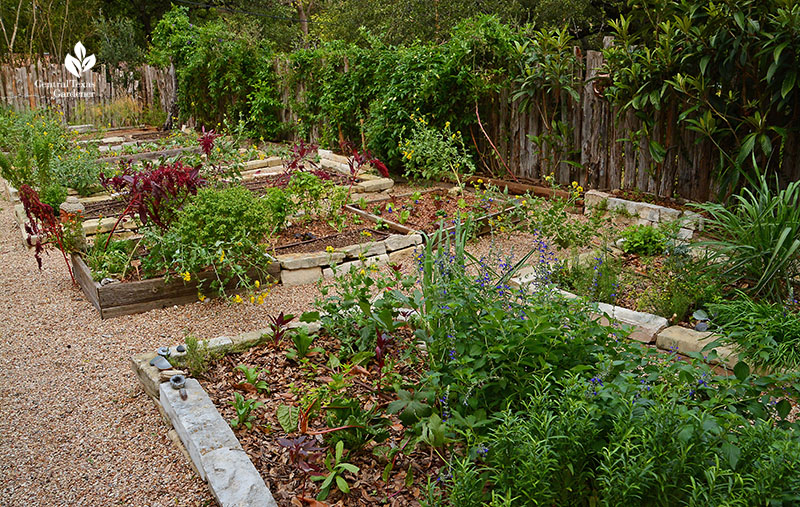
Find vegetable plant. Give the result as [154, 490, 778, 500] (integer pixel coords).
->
[235, 364, 269, 393]
[229, 392, 263, 430]
[311, 441, 360, 501]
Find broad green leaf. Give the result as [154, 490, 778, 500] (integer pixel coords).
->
[721, 441, 741, 470]
[734, 361, 750, 382]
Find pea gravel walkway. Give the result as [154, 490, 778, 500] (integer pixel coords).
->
[0, 198, 320, 506]
[0, 190, 542, 506]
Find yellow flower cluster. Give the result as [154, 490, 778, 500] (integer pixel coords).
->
[180, 271, 191, 282]
[361, 230, 372, 238]
[325, 245, 335, 253]
[571, 181, 584, 194]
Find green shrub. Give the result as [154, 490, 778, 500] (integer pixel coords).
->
[620, 224, 667, 256]
[141, 185, 283, 294]
[555, 252, 621, 304]
[173, 185, 285, 245]
[636, 249, 723, 322]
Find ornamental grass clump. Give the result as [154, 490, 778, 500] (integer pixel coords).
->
[694, 173, 800, 303]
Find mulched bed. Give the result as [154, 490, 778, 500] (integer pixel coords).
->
[268, 209, 386, 254]
[201, 329, 442, 506]
[362, 189, 509, 233]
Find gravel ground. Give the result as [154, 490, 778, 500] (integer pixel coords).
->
[0, 188, 542, 507]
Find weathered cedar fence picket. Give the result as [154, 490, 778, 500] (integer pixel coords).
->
[0, 60, 173, 127]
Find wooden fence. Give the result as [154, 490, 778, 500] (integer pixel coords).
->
[279, 50, 800, 201]
[0, 60, 173, 127]
[472, 50, 800, 201]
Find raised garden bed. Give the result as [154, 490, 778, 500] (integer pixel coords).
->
[345, 188, 517, 238]
[71, 252, 281, 319]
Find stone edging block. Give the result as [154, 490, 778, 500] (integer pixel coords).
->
[594, 302, 668, 343]
[160, 380, 277, 506]
[656, 325, 738, 368]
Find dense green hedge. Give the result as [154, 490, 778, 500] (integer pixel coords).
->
[150, 1, 800, 189]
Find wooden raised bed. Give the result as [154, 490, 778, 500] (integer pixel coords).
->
[71, 253, 280, 319]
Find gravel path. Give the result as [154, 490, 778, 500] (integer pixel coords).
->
[0, 196, 321, 506]
[0, 189, 543, 506]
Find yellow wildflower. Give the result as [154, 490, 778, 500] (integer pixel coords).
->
[250, 295, 255, 304]
[180, 271, 191, 282]
[445, 121, 450, 128]
[219, 251, 225, 262]
[325, 246, 334, 253]
[572, 181, 578, 188]
[233, 294, 243, 304]
[197, 292, 206, 302]
[359, 269, 366, 275]
[577, 186, 584, 193]
[521, 200, 527, 206]
[361, 230, 372, 237]
[257, 294, 264, 305]
[255, 280, 260, 289]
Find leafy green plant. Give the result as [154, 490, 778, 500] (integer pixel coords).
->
[235, 364, 269, 393]
[311, 441, 360, 501]
[399, 115, 475, 186]
[694, 173, 800, 302]
[620, 224, 668, 256]
[555, 252, 621, 304]
[707, 295, 800, 372]
[229, 392, 263, 430]
[286, 327, 321, 360]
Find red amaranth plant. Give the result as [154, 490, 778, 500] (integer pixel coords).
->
[99, 160, 206, 248]
[198, 126, 221, 157]
[18, 185, 75, 284]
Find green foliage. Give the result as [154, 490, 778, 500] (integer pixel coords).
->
[602, 0, 800, 194]
[399, 115, 475, 185]
[311, 441, 360, 501]
[694, 173, 800, 302]
[556, 252, 621, 304]
[235, 364, 269, 393]
[149, 6, 280, 134]
[51, 155, 101, 197]
[229, 392, 263, 430]
[520, 189, 603, 249]
[287, 16, 518, 164]
[276, 404, 300, 434]
[286, 328, 320, 361]
[93, 15, 145, 71]
[286, 172, 348, 227]
[620, 224, 668, 256]
[636, 247, 722, 322]
[513, 26, 583, 174]
[141, 185, 282, 293]
[86, 234, 135, 281]
[38, 183, 67, 214]
[453, 371, 800, 505]
[708, 295, 800, 372]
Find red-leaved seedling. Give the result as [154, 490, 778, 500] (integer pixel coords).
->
[266, 311, 296, 349]
[277, 435, 323, 497]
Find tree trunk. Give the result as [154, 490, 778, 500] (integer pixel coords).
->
[162, 62, 178, 131]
